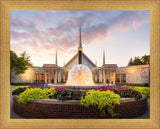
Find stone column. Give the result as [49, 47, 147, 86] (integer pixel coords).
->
[110, 71, 112, 84]
[99, 70, 102, 82]
[54, 70, 57, 84]
[51, 71, 53, 83]
[45, 70, 47, 84]
[52, 71, 54, 84]
[58, 70, 61, 83]
[95, 71, 97, 82]
[103, 69, 106, 84]
[120, 74, 122, 83]
[48, 71, 51, 83]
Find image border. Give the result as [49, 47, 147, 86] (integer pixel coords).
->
[0, 0, 160, 128]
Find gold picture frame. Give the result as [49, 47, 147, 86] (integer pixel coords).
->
[0, 0, 159, 128]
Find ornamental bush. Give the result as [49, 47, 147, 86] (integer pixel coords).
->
[12, 86, 28, 95]
[80, 90, 120, 117]
[133, 87, 150, 99]
[114, 89, 142, 101]
[18, 88, 55, 104]
[50, 89, 86, 100]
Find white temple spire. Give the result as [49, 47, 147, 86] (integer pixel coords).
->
[78, 24, 83, 64]
[55, 50, 57, 65]
[103, 50, 105, 65]
[79, 24, 82, 48]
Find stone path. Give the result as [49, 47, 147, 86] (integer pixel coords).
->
[10, 86, 150, 119]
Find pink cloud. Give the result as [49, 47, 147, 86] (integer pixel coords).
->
[116, 24, 130, 32]
[40, 10, 56, 16]
[63, 18, 79, 26]
[45, 28, 63, 36]
[62, 13, 94, 26]
[132, 20, 148, 30]
[23, 19, 32, 25]
[36, 17, 44, 24]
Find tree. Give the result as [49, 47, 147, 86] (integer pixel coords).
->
[10, 50, 32, 74]
[20, 51, 32, 66]
[133, 56, 143, 65]
[128, 58, 133, 66]
[128, 55, 150, 66]
[141, 55, 150, 64]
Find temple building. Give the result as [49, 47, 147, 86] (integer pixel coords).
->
[11, 26, 150, 85]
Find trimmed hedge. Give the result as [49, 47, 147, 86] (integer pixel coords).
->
[11, 82, 36, 86]
[116, 82, 149, 87]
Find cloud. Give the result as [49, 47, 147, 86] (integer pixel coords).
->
[108, 11, 149, 31]
[11, 18, 36, 32]
[62, 12, 94, 26]
[132, 19, 148, 30]
[35, 17, 44, 24]
[40, 10, 56, 16]
[10, 10, 150, 66]
[115, 24, 130, 32]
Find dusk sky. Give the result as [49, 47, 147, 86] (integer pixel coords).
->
[10, 10, 150, 67]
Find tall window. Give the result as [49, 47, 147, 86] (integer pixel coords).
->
[34, 74, 45, 83]
[40, 74, 45, 82]
[34, 74, 39, 83]
[121, 74, 126, 83]
[116, 74, 120, 83]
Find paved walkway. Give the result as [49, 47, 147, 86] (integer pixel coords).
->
[10, 86, 150, 119]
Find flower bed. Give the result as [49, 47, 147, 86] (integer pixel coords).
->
[13, 95, 147, 118]
[12, 85, 148, 118]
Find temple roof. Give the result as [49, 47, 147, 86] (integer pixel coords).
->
[43, 64, 58, 68]
[102, 64, 118, 68]
[64, 52, 96, 67]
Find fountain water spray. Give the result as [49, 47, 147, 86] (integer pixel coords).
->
[65, 64, 95, 86]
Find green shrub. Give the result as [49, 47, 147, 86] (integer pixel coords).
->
[116, 82, 149, 87]
[114, 89, 142, 101]
[11, 86, 28, 95]
[51, 89, 86, 100]
[133, 87, 150, 99]
[18, 88, 56, 104]
[52, 90, 71, 100]
[71, 90, 86, 100]
[11, 82, 37, 86]
[80, 90, 120, 117]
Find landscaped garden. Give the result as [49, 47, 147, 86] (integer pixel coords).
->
[12, 85, 150, 118]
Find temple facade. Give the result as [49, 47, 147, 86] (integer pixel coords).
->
[11, 26, 150, 85]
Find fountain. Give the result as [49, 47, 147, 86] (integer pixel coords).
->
[65, 64, 95, 86]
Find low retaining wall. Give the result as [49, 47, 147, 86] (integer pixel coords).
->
[13, 96, 147, 119]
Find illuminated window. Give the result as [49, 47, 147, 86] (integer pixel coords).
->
[116, 74, 120, 82]
[121, 74, 126, 83]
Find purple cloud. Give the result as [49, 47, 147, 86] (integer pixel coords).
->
[10, 10, 149, 66]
